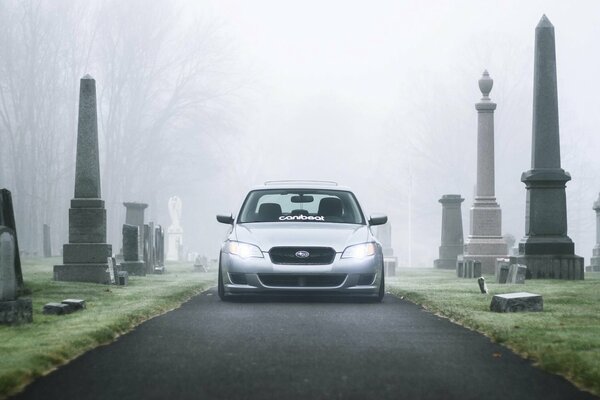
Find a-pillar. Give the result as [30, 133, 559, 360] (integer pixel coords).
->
[463, 71, 508, 274]
[515, 15, 583, 279]
[434, 195, 464, 269]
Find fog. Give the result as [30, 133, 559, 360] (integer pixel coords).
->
[1, 0, 599, 267]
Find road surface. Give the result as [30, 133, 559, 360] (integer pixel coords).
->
[13, 290, 597, 400]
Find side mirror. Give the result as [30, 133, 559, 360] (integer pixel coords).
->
[216, 214, 234, 225]
[368, 214, 388, 226]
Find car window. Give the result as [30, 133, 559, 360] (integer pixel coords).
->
[238, 189, 365, 224]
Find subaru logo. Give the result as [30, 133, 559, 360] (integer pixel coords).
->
[295, 250, 310, 258]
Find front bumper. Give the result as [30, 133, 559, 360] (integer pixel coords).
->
[220, 251, 383, 296]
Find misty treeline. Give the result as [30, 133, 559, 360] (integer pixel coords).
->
[0, 0, 240, 253]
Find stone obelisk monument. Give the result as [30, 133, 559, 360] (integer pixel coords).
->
[589, 194, 600, 272]
[54, 75, 112, 283]
[516, 16, 583, 280]
[463, 71, 508, 274]
[434, 194, 464, 269]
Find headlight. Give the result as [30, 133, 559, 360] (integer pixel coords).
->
[341, 242, 377, 259]
[223, 241, 264, 259]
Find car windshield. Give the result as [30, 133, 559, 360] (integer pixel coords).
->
[238, 189, 365, 224]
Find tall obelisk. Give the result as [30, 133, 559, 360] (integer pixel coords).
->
[516, 16, 583, 280]
[54, 75, 112, 283]
[463, 71, 508, 274]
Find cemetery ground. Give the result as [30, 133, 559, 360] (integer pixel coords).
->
[1, 262, 599, 399]
[0, 257, 217, 399]
[386, 269, 600, 397]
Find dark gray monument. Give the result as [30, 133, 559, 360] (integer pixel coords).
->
[515, 16, 584, 280]
[154, 225, 165, 273]
[43, 224, 51, 257]
[123, 202, 148, 270]
[0, 189, 23, 289]
[463, 71, 508, 274]
[589, 193, 600, 272]
[120, 224, 145, 276]
[54, 75, 112, 283]
[434, 194, 464, 269]
[143, 223, 156, 274]
[0, 226, 32, 324]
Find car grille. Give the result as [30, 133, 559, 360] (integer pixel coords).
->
[269, 247, 336, 265]
[258, 274, 346, 288]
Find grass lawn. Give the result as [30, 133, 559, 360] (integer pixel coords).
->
[0, 257, 217, 399]
[386, 268, 600, 397]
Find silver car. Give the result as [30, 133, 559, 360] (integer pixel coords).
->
[216, 181, 388, 301]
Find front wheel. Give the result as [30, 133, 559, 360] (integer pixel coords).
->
[217, 261, 229, 301]
[376, 263, 385, 302]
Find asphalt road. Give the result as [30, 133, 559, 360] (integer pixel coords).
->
[13, 290, 597, 400]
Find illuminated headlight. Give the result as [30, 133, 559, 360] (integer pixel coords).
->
[341, 242, 376, 259]
[223, 241, 264, 259]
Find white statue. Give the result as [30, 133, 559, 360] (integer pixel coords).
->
[168, 196, 182, 231]
[167, 196, 183, 261]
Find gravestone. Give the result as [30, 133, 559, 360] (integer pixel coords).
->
[434, 195, 464, 269]
[458, 259, 481, 278]
[507, 264, 527, 284]
[0, 228, 17, 302]
[120, 224, 145, 276]
[54, 76, 112, 283]
[490, 292, 543, 313]
[463, 71, 508, 274]
[154, 225, 165, 274]
[144, 223, 157, 274]
[456, 256, 464, 277]
[495, 258, 510, 283]
[477, 277, 488, 294]
[43, 224, 52, 257]
[515, 16, 584, 280]
[0, 227, 33, 324]
[117, 271, 129, 286]
[123, 202, 147, 268]
[589, 193, 600, 272]
[167, 196, 183, 261]
[0, 189, 23, 289]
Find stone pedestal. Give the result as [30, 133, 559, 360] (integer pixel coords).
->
[54, 75, 112, 284]
[434, 195, 464, 269]
[463, 71, 508, 274]
[515, 16, 583, 280]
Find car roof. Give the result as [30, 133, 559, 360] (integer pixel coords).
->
[250, 180, 353, 192]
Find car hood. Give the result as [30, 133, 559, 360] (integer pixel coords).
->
[233, 222, 370, 252]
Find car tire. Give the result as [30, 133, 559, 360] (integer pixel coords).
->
[376, 263, 385, 303]
[218, 260, 230, 302]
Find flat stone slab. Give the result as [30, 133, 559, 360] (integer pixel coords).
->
[62, 299, 86, 310]
[0, 298, 33, 324]
[490, 292, 543, 313]
[43, 302, 74, 315]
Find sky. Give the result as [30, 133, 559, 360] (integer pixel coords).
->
[175, 0, 600, 266]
